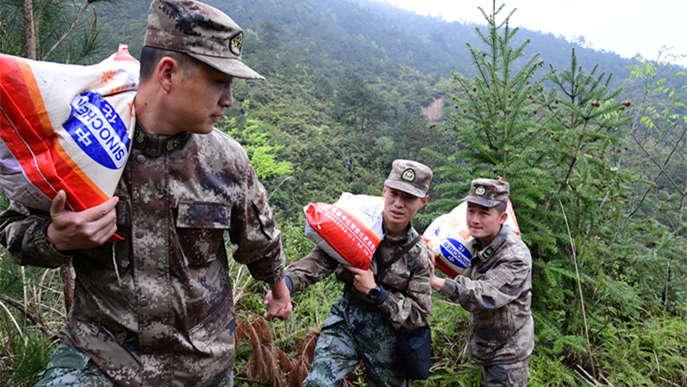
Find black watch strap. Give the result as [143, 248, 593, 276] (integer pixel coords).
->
[367, 285, 381, 300]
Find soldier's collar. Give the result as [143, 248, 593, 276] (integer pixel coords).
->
[382, 222, 413, 246]
[133, 122, 190, 157]
[474, 226, 508, 262]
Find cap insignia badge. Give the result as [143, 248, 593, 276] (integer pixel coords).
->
[230, 32, 243, 57]
[475, 185, 486, 196]
[401, 168, 416, 182]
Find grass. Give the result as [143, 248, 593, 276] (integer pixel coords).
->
[2, 226, 687, 386]
[0, 257, 62, 385]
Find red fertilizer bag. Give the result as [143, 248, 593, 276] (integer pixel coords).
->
[424, 199, 521, 278]
[0, 45, 139, 219]
[304, 192, 385, 270]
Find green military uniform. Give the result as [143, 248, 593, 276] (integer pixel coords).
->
[0, 1, 277, 386]
[289, 226, 431, 387]
[1, 124, 283, 387]
[437, 179, 534, 387]
[439, 225, 533, 386]
[286, 160, 433, 387]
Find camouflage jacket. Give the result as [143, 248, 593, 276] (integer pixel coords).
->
[0, 126, 285, 386]
[286, 225, 432, 331]
[438, 225, 534, 366]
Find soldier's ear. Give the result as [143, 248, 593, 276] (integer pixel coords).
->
[157, 56, 181, 93]
[499, 211, 508, 225]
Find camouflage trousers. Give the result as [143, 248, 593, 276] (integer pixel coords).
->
[303, 296, 406, 387]
[34, 343, 234, 387]
[34, 344, 117, 387]
[480, 357, 530, 387]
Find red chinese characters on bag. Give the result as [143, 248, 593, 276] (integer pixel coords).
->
[304, 192, 385, 270]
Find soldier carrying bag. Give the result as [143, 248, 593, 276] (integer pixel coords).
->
[375, 235, 432, 380]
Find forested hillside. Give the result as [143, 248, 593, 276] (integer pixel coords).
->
[94, 0, 684, 92]
[2, 0, 686, 385]
[86, 0, 685, 221]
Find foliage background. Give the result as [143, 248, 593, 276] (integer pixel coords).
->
[1, 0, 686, 385]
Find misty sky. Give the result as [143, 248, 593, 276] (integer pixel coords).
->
[377, 0, 687, 66]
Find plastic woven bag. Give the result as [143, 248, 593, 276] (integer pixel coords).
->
[424, 199, 521, 277]
[304, 192, 385, 270]
[0, 45, 139, 217]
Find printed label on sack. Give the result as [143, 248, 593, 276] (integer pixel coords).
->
[439, 238, 472, 269]
[319, 203, 379, 259]
[63, 91, 130, 170]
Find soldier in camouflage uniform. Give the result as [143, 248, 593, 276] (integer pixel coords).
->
[429, 179, 534, 387]
[0, 0, 292, 386]
[267, 160, 433, 387]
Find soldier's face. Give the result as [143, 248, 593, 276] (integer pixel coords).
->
[466, 202, 507, 246]
[382, 186, 428, 237]
[170, 62, 234, 135]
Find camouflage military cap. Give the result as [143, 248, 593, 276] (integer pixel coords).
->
[462, 178, 510, 207]
[384, 159, 433, 198]
[144, 0, 264, 79]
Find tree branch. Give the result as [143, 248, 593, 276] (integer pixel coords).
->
[0, 293, 58, 339]
[609, 125, 687, 250]
[630, 126, 687, 194]
[42, 0, 94, 61]
[559, 200, 597, 383]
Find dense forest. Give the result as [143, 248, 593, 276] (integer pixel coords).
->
[70, 0, 685, 221]
[1, 0, 687, 385]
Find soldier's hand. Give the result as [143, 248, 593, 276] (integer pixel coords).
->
[346, 266, 376, 295]
[426, 249, 446, 292]
[264, 279, 292, 321]
[47, 190, 118, 251]
[427, 249, 437, 281]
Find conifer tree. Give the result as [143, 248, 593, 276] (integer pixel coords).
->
[432, 2, 634, 257]
[1, 0, 104, 63]
[429, 0, 555, 251]
[432, 2, 637, 380]
[544, 48, 634, 249]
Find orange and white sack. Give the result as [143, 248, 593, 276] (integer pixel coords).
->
[304, 192, 385, 270]
[0, 45, 139, 214]
[424, 199, 520, 278]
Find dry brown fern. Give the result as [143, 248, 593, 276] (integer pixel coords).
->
[235, 314, 294, 387]
[236, 313, 369, 387]
[236, 315, 267, 381]
[287, 329, 320, 387]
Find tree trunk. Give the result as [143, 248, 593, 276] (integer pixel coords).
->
[680, 166, 687, 211]
[22, 0, 37, 59]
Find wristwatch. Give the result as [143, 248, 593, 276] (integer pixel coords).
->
[367, 285, 382, 301]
